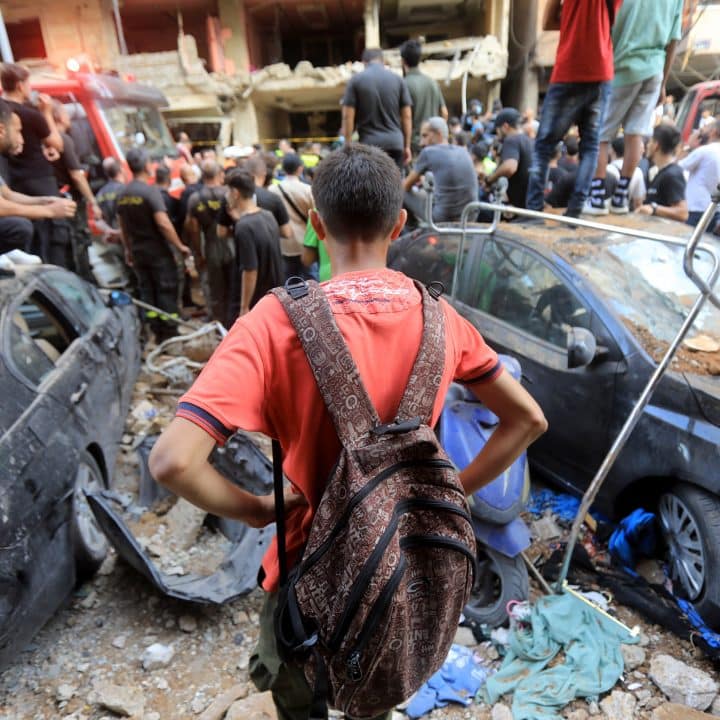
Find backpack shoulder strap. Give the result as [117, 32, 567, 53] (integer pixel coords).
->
[395, 280, 446, 424]
[271, 280, 381, 447]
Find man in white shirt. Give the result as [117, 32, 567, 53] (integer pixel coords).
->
[679, 120, 720, 233]
[269, 153, 314, 280]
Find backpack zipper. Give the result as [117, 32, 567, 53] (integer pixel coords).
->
[346, 556, 408, 682]
[298, 458, 455, 575]
[344, 533, 476, 684]
[329, 497, 472, 651]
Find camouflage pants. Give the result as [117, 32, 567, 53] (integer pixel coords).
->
[249, 592, 392, 720]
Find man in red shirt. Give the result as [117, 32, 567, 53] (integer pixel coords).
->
[525, 0, 621, 218]
[149, 144, 546, 719]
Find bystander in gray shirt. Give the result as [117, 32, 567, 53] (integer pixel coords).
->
[414, 144, 478, 222]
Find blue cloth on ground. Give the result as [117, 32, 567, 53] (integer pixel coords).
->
[677, 598, 720, 649]
[405, 644, 488, 718]
[483, 591, 638, 720]
[608, 508, 657, 571]
[526, 489, 583, 523]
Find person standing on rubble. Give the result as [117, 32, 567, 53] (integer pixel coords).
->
[525, 0, 621, 219]
[50, 101, 103, 281]
[117, 148, 191, 342]
[341, 48, 413, 169]
[186, 161, 234, 325]
[400, 38, 448, 156]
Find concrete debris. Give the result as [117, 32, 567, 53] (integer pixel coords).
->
[566, 710, 589, 720]
[621, 644, 647, 671]
[652, 703, 717, 719]
[649, 654, 719, 711]
[530, 513, 562, 541]
[178, 615, 198, 633]
[141, 643, 175, 671]
[197, 684, 248, 720]
[93, 682, 146, 718]
[490, 703, 513, 720]
[600, 689, 637, 719]
[226, 691, 278, 720]
[453, 626, 477, 647]
[165, 498, 207, 551]
[191, 692, 208, 714]
[112, 634, 127, 649]
[55, 684, 76, 702]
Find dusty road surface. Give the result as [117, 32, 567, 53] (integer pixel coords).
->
[2, 361, 719, 720]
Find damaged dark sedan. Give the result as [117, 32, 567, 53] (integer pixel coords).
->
[0, 265, 141, 669]
[390, 214, 720, 627]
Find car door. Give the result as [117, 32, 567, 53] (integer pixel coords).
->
[452, 235, 621, 491]
[39, 270, 127, 470]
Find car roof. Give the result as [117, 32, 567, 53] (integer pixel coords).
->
[0, 265, 59, 307]
[491, 213, 698, 264]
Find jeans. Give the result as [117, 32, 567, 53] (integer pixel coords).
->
[0, 216, 34, 254]
[687, 210, 719, 234]
[526, 81, 612, 214]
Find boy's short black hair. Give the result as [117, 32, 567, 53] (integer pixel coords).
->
[564, 135, 579, 157]
[155, 166, 171, 186]
[400, 39, 422, 68]
[282, 152, 303, 175]
[312, 144, 402, 243]
[1, 63, 29, 93]
[126, 148, 149, 175]
[611, 135, 625, 158]
[226, 168, 256, 199]
[362, 48, 383, 63]
[653, 123, 681, 155]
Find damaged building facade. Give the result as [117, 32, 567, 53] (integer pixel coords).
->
[0, 0, 510, 147]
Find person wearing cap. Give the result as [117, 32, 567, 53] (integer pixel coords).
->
[525, 0, 621, 218]
[269, 153, 314, 280]
[482, 108, 534, 210]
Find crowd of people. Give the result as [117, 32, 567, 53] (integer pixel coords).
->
[1, 0, 719, 342]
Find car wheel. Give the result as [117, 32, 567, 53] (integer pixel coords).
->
[658, 484, 720, 629]
[463, 545, 528, 628]
[71, 451, 109, 580]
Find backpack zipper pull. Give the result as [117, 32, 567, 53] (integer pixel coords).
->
[346, 651, 363, 682]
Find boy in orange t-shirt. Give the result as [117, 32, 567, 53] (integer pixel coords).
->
[149, 144, 546, 720]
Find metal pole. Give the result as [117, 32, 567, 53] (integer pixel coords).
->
[555, 187, 720, 592]
[111, 0, 128, 56]
[0, 8, 15, 63]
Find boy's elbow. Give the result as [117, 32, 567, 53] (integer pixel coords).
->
[527, 408, 548, 441]
[149, 440, 190, 489]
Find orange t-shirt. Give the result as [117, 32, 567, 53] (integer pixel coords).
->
[177, 268, 501, 590]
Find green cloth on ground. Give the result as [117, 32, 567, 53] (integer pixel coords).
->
[303, 217, 331, 282]
[483, 591, 639, 720]
[611, 0, 683, 87]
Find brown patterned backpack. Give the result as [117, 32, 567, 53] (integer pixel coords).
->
[270, 278, 476, 720]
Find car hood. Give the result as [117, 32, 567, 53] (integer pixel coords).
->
[683, 373, 720, 427]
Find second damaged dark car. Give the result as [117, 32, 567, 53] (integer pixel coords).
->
[0, 265, 141, 669]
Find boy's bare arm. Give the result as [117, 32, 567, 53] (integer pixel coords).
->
[458, 371, 547, 495]
[149, 418, 306, 527]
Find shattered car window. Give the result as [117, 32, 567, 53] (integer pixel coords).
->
[474, 238, 591, 348]
[9, 316, 56, 386]
[572, 238, 720, 345]
[43, 270, 104, 330]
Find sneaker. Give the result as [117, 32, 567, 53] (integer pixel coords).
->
[609, 195, 629, 214]
[582, 198, 609, 216]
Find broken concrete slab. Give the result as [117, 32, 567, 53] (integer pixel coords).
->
[225, 691, 277, 720]
[164, 498, 207, 551]
[197, 684, 249, 720]
[650, 654, 719, 710]
[652, 703, 717, 719]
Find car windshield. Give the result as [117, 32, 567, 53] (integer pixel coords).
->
[570, 236, 720, 349]
[97, 100, 177, 160]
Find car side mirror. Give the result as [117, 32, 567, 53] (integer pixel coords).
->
[108, 290, 132, 308]
[567, 327, 597, 369]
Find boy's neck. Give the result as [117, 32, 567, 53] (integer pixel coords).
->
[328, 238, 390, 277]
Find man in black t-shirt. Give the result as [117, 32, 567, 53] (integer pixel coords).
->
[224, 169, 283, 323]
[341, 48, 413, 169]
[187, 160, 232, 324]
[117, 149, 191, 341]
[1, 64, 71, 264]
[636, 123, 688, 223]
[96, 158, 126, 230]
[483, 109, 534, 209]
[0, 98, 76, 255]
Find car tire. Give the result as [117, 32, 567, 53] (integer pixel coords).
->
[463, 545, 529, 628]
[71, 451, 109, 580]
[658, 483, 720, 629]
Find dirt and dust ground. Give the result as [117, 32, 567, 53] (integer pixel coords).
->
[1, 330, 719, 720]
